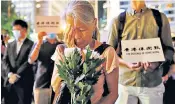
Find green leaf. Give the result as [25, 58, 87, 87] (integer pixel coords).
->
[56, 47, 105, 104]
[83, 63, 88, 74]
[76, 94, 86, 102]
[85, 47, 92, 61]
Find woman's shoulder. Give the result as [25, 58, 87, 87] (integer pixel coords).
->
[95, 40, 115, 55]
[56, 44, 67, 53]
[51, 44, 67, 61]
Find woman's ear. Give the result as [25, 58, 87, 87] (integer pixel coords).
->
[94, 18, 97, 26]
[92, 18, 97, 31]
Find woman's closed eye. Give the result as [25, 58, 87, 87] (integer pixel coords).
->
[79, 28, 86, 32]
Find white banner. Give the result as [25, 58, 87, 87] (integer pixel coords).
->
[121, 38, 165, 63]
[35, 16, 60, 33]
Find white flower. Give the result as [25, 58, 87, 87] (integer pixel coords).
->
[90, 51, 101, 59]
[82, 49, 101, 59]
[64, 47, 101, 59]
[64, 47, 81, 57]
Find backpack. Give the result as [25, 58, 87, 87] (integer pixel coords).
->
[54, 43, 110, 104]
[116, 9, 174, 76]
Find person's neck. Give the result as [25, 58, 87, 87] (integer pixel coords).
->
[131, 1, 146, 12]
[89, 39, 95, 50]
[79, 39, 95, 50]
[18, 37, 25, 42]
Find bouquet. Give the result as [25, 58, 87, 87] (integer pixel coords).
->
[56, 47, 105, 104]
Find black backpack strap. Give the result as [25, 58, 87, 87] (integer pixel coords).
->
[151, 9, 174, 52]
[94, 43, 110, 55]
[151, 9, 162, 38]
[94, 43, 110, 97]
[116, 11, 126, 57]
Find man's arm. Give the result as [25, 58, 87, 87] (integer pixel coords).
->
[161, 13, 174, 61]
[16, 61, 31, 76]
[1, 44, 11, 79]
[28, 32, 47, 64]
[107, 17, 126, 67]
[28, 41, 42, 64]
[15, 41, 34, 76]
[161, 13, 174, 76]
[9, 59, 32, 84]
[107, 17, 119, 48]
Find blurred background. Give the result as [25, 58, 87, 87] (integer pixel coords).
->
[1, 0, 175, 42]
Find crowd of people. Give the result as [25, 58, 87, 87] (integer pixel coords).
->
[1, 0, 175, 104]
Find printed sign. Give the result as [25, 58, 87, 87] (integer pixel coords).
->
[121, 38, 165, 63]
[35, 16, 60, 33]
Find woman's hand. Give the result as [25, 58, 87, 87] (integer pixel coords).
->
[64, 24, 75, 47]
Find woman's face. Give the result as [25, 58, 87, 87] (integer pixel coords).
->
[65, 15, 96, 49]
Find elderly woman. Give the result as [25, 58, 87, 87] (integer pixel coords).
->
[51, 1, 119, 104]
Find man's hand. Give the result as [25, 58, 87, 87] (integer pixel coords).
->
[127, 62, 143, 71]
[38, 31, 47, 42]
[8, 74, 20, 84]
[162, 74, 169, 83]
[143, 62, 160, 72]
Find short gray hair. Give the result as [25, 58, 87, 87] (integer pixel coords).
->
[65, 0, 95, 25]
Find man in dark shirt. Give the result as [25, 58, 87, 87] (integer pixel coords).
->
[28, 32, 62, 104]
